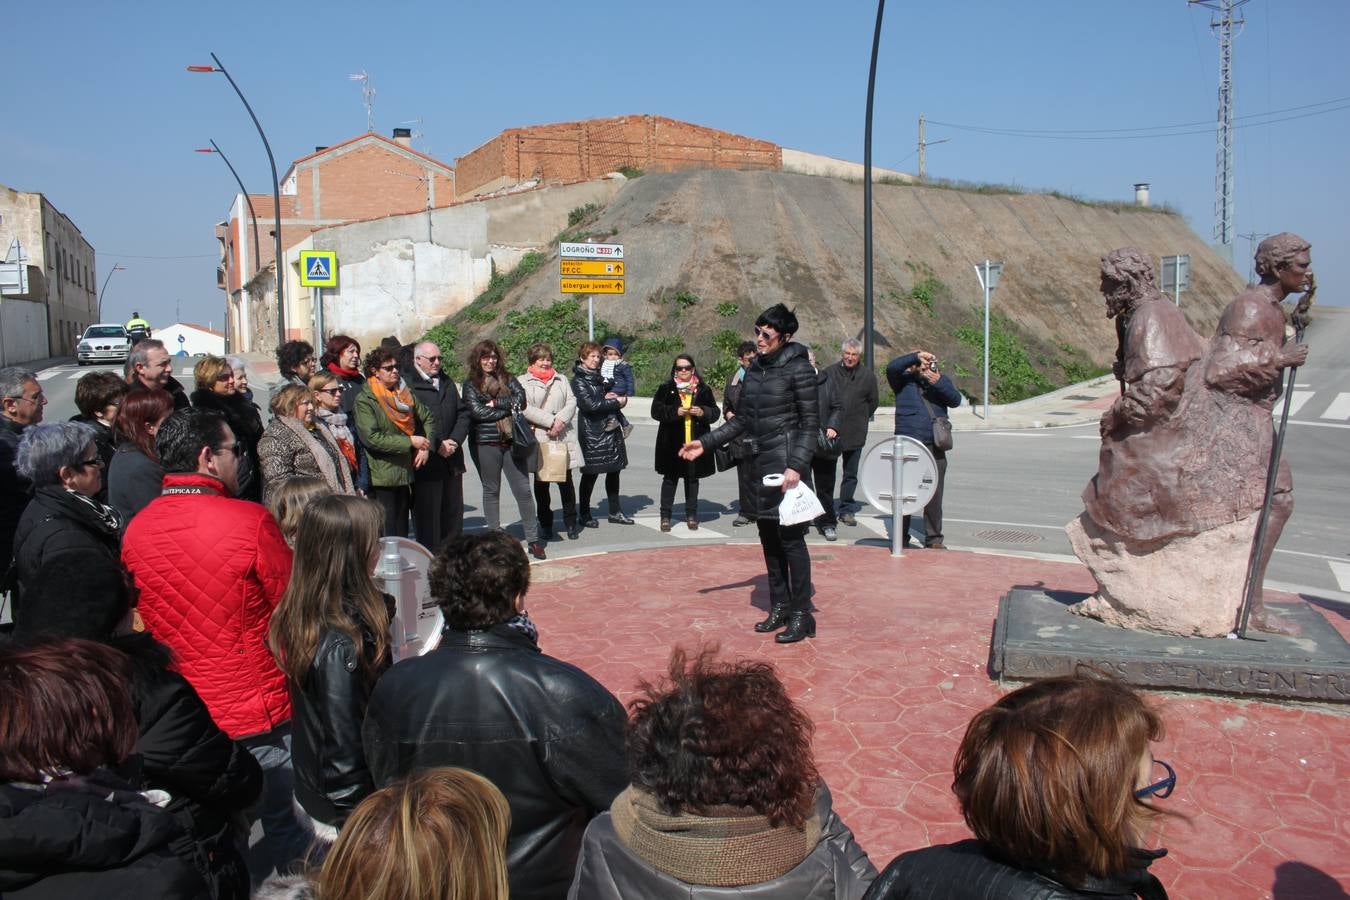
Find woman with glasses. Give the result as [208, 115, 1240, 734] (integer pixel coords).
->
[309, 372, 365, 494]
[69, 371, 129, 504]
[864, 671, 1178, 900]
[190, 356, 264, 502]
[679, 305, 819, 643]
[461, 340, 543, 558]
[10, 422, 122, 625]
[651, 354, 719, 532]
[258, 384, 355, 503]
[354, 347, 436, 538]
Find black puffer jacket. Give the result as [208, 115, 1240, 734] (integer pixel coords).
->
[189, 388, 263, 502]
[69, 414, 117, 502]
[116, 632, 262, 900]
[863, 841, 1168, 900]
[571, 363, 628, 474]
[11, 486, 121, 625]
[363, 625, 628, 900]
[651, 378, 720, 479]
[462, 377, 526, 447]
[0, 772, 208, 900]
[290, 612, 391, 828]
[699, 342, 818, 519]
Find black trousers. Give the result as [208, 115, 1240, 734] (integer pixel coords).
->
[371, 485, 410, 538]
[579, 471, 621, 516]
[412, 473, 464, 552]
[837, 447, 864, 513]
[756, 519, 812, 613]
[659, 474, 700, 520]
[534, 472, 577, 533]
[902, 447, 947, 545]
[734, 453, 757, 520]
[810, 455, 838, 526]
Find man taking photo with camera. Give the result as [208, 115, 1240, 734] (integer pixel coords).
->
[885, 349, 961, 549]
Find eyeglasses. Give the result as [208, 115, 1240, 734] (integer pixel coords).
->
[317, 387, 342, 396]
[376, 364, 399, 372]
[15, 392, 45, 405]
[213, 443, 243, 458]
[674, 364, 694, 371]
[77, 456, 104, 468]
[1134, 760, 1176, 800]
[215, 372, 235, 382]
[754, 327, 780, 341]
[418, 355, 442, 362]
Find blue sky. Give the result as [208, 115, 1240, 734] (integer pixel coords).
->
[3, 0, 1346, 329]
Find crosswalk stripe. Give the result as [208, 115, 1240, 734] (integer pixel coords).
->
[1284, 390, 1314, 417]
[1329, 561, 1350, 593]
[1320, 392, 1350, 421]
[35, 370, 62, 381]
[633, 516, 728, 539]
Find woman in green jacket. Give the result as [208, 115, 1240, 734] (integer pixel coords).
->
[353, 346, 436, 537]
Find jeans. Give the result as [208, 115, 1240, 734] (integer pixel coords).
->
[472, 442, 539, 543]
[371, 485, 410, 538]
[837, 447, 864, 514]
[413, 473, 464, 551]
[534, 472, 577, 533]
[810, 455, 838, 527]
[659, 474, 700, 520]
[902, 447, 947, 545]
[757, 519, 813, 613]
[579, 471, 621, 517]
[241, 723, 312, 883]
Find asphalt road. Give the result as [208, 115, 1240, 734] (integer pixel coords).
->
[32, 309, 1348, 598]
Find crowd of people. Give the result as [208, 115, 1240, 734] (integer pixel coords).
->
[0, 303, 1185, 898]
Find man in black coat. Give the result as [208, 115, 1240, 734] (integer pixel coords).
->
[886, 349, 961, 549]
[404, 342, 470, 551]
[363, 531, 627, 900]
[825, 338, 879, 527]
[0, 367, 44, 600]
[127, 340, 190, 410]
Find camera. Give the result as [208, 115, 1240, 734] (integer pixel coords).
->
[928, 360, 938, 372]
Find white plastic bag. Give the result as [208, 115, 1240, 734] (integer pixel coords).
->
[778, 482, 825, 526]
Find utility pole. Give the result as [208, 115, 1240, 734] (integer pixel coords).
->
[1190, 0, 1248, 266]
[1238, 231, 1270, 283]
[916, 114, 948, 180]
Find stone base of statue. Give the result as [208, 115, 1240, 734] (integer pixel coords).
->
[1065, 512, 1257, 638]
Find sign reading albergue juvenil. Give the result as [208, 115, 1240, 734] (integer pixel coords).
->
[559, 242, 625, 295]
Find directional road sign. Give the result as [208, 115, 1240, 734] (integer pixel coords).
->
[561, 260, 625, 277]
[560, 278, 625, 294]
[299, 250, 338, 288]
[559, 242, 623, 260]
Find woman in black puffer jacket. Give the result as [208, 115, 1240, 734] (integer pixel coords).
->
[571, 341, 633, 526]
[189, 356, 264, 502]
[680, 305, 819, 643]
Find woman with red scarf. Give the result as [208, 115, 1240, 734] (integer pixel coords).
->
[518, 342, 582, 543]
[353, 346, 435, 537]
[320, 335, 366, 414]
[651, 354, 719, 531]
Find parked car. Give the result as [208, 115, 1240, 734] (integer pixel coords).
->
[77, 323, 132, 366]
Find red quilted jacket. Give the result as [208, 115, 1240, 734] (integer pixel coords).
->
[122, 472, 294, 739]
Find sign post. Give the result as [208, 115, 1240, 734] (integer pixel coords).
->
[1160, 254, 1190, 307]
[298, 250, 338, 346]
[559, 242, 625, 341]
[973, 260, 1003, 422]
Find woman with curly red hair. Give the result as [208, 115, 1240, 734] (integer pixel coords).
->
[568, 648, 876, 898]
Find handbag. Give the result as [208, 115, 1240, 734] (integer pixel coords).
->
[510, 409, 538, 461]
[921, 395, 954, 451]
[714, 443, 738, 472]
[816, 428, 842, 459]
[537, 440, 569, 482]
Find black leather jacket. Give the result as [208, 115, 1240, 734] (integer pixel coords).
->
[864, 841, 1168, 900]
[290, 613, 391, 828]
[362, 625, 628, 900]
[462, 378, 526, 447]
[699, 342, 818, 519]
[571, 363, 628, 474]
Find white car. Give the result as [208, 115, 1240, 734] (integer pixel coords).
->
[77, 324, 132, 366]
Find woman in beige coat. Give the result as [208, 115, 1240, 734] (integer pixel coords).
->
[517, 342, 583, 542]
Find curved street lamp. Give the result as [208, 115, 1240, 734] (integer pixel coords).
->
[862, 0, 885, 373]
[188, 53, 286, 340]
[196, 141, 258, 355]
[97, 264, 127, 321]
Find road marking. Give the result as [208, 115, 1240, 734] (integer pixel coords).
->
[1329, 561, 1350, 592]
[1320, 392, 1350, 421]
[633, 517, 727, 539]
[1287, 419, 1350, 430]
[1282, 390, 1315, 417]
[947, 516, 1066, 531]
[36, 370, 63, 381]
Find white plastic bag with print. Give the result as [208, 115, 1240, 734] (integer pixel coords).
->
[778, 482, 825, 526]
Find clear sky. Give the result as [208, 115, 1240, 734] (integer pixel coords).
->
[3, 0, 1346, 330]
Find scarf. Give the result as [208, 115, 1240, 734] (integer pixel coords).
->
[59, 486, 123, 535]
[528, 362, 555, 382]
[327, 361, 361, 379]
[315, 408, 358, 471]
[610, 786, 821, 887]
[367, 376, 416, 437]
[277, 416, 355, 494]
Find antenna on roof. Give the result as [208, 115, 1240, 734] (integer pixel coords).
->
[400, 118, 426, 154]
[348, 71, 376, 133]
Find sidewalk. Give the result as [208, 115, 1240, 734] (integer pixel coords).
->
[526, 543, 1348, 898]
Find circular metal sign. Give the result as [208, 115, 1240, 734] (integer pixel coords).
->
[860, 436, 939, 516]
[377, 537, 443, 660]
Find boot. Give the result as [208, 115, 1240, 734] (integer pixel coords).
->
[754, 605, 790, 633]
[775, 611, 816, 644]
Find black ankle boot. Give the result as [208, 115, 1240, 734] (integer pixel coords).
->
[775, 611, 816, 643]
[754, 605, 790, 633]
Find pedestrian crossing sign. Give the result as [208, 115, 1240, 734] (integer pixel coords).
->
[299, 250, 338, 288]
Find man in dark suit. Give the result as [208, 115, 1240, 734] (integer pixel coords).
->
[405, 341, 470, 550]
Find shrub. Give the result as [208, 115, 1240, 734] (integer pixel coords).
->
[567, 204, 601, 227]
[953, 314, 1051, 403]
[672, 290, 700, 308]
[714, 301, 740, 318]
[617, 165, 644, 179]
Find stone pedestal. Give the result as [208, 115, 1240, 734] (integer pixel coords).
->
[1065, 512, 1257, 638]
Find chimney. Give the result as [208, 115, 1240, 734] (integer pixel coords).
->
[393, 127, 413, 149]
[1133, 183, 1150, 207]
[315, 146, 329, 153]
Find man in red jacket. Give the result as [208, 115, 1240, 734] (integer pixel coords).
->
[122, 407, 309, 881]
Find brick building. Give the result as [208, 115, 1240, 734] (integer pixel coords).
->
[454, 115, 782, 199]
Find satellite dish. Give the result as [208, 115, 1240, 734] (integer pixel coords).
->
[376, 537, 443, 661]
[859, 436, 939, 516]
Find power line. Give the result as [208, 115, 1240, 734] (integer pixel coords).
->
[926, 95, 1350, 137]
[101, 252, 218, 260]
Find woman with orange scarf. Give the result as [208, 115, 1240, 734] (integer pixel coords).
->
[651, 354, 719, 532]
[353, 346, 436, 537]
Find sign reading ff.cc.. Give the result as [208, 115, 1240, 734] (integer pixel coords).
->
[559, 242, 624, 295]
[299, 250, 338, 288]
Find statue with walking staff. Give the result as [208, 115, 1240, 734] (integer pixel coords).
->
[1068, 235, 1315, 638]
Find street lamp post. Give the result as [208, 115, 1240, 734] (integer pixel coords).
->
[862, 0, 885, 373]
[97, 264, 127, 321]
[189, 53, 286, 342]
[197, 139, 262, 354]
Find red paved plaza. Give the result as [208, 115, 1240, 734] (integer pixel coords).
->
[527, 543, 1349, 899]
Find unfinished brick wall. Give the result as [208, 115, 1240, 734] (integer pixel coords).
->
[455, 115, 782, 197]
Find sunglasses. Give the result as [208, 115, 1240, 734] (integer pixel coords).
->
[317, 387, 342, 395]
[214, 443, 243, 458]
[215, 372, 235, 381]
[419, 355, 442, 362]
[754, 327, 780, 340]
[1134, 760, 1177, 800]
[376, 364, 399, 372]
[674, 364, 694, 371]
